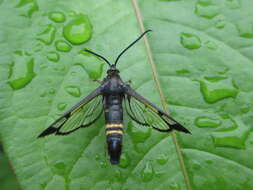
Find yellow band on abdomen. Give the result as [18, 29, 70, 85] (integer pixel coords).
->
[106, 130, 123, 135]
[105, 123, 123, 128]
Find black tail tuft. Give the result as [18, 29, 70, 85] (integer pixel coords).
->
[37, 127, 57, 138]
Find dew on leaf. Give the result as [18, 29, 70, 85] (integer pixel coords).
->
[195, 4, 220, 19]
[226, 0, 241, 9]
[49, 11, 66, 23]
[9, 58, 36, 90]
[65, 85, 81, 97]
[63, 13, 92, 45]
[119, 153, 130, 168]
[195, 116, 221, 128]
[47, 51, 60, 62]
[236, 20, 253, 38]
[215, 16, 226, 29]
[169, 183, 181, 190]
[48, 88, 55, 94]
[197, 0, 212, 6]
[55, 40, 72, 52]
[37, 24, 56, 45]
[192, 160, 202, 170]
[204, 40, 218, 50]
[128, 121, 151, 143]
[75, 50, 104, 80]
[180, 33, 201, 50]
[240, 104, 250, 114]
[15, 0, 39, 18]
[54, 162, 66, 170]
[199, 77, 238, 103]
[176, 69, 190, 74]
[156, 154, 168, 165]
[142, 162, 154, 182]
[205, 159, 213, 164]
[57, 102, 67, 111]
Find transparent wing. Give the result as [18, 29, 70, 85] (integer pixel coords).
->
[38, 87, 103, 137]
[124, 86, 191, 133]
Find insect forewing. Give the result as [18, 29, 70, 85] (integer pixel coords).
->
[38, 87, 103, 137]
[124, 85, 191, 133]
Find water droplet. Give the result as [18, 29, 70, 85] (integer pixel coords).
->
[15, 0, 39, 18]
[48, 11, 66, 23]
[215, 16, 226, 29]
[192, 160, 201, 170]
[176, 69, 190, 74]
[195, 116, 221, 128]
[128, 121, 151, 143]
[63, 14, 92, 45]
[57, 102, 67, 111]
[240, 104, 250, 114]
[205, 159, 213, 164]
[119, 153, 130, 168]
[197, 0, 212, 6]
[48, 88, 55, 94]
[54, 162, 66, 170]
[199, 77, 238, 103]
[156, 154, 168, 165]
[195, 4, 220, 19]
[142, 162, 154, 182]
[34, 42, 44, 52]
[55, 40, 72, 52]
[9, 58, 36, 90]
[204, 40, 218, 50]
[47, 51, 60, 62]
[65, 85, 81, 97]
[236, 20, 253, 38]
[169, 183, 181, 190]
[180, 33, 201, 50]
[37, 24, 56, 45]
[212, 118, 250, 149]
[75, 51, 104, 80]
[226, 0, 241, 9]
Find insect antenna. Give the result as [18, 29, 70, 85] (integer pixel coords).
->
[84, 49, 112, 67]
[114, 29, 152, 67]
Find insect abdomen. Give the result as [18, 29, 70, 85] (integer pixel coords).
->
[106, 123, 123, 164]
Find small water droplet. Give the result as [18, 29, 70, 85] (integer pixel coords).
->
[142, 162, 154, 182]
[37, 24, 56, 45]
[9, 58, 36, 90]
[236, 20, 253, 38]
[192, 160, 201, 170]
[128, 121, 151, 143]
[169, 183, 181, 190]
[199, 77, 238, 103]
[15, 0, 39, 17]
[63, 14, 92, 45]
[48, 11, 66, 23]
[204, 40, 218, 50]
[205, 159, 213, 164]
[197, 0, 212, 6]
[180, 33, 201, 50]
[156, 154, 168, 165]
[57, 102, 67, 110]
[47, 51, 60, 62]
[195, 116, 221, 128]
[215, 16, 226, 29]
[34, 42, 44, 52]
[240, 104, 250, 114]
[195, 4, 220, 19]
[226, 0, 241, 9]
[48, 88, 55, 94]
[54, 162, 66, 170]
[75, 51, 104, 80]
[176, 69, 190, 75]
[65, 85, 81, 97]
[119, 153, 130, 168]
[55, 40, 72, 52]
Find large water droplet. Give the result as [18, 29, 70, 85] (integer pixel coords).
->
[236, 20, 253, 38]
[55, 40, 72, 52]
[195, 116, 221, 128]
[128, 121, 151, 143]
[57, 102, 67, 111]
[199, 77, 238, 103]
[180, 33, 201, 50]
[15, 0, 39, 18]
[63, 14, 92, 45]
[195, 4, 220, 19]
[142, 162, 154, 182]
[212, 118, 250, 149]
[37, 24, 56, 45]
[75, 51, 104, 80]
[119, 153, 130, 168]
[47, 51, 60, 62]
[65, 85, 81, 97]
[49, 11, 66, 23]
[9, 58, 36, 90]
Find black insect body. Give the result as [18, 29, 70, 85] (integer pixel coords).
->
[38, 30, 191, 164]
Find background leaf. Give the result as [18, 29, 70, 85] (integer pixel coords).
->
[0, 0, 253, 190]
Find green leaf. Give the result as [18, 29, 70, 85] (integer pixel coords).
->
[0, 0, 253, 190]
